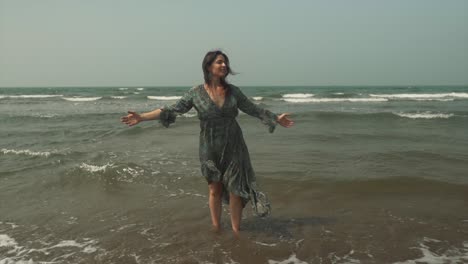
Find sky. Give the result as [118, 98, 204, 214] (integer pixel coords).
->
[0, 0, 467, 87]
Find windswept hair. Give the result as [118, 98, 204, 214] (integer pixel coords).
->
[202, 50, 236, 95]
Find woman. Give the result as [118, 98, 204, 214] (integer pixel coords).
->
[120, 50, 294, 235]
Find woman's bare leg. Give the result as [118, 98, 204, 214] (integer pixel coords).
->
[229, 193, 243, 236]
[208, 182, 223, 232]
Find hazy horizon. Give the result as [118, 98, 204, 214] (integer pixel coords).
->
[1, 0, 467, 87]
[1, 84, 468, 89]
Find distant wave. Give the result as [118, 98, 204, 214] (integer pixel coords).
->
[310, 111, 461, 121]
[252, 97, 263, 101]
[31, 113, 60, 118]
[182, 113, 197, 118]
[282, 93, 314, 98]
[1, 148, 56, 158]
[0, 94, 63, 99]
[118, 87, 128, 90]
[136, 87, 145, 91]
[63, 97, 102, 101]
[147, 96, 182, 100]
[110, 96, 127, 99]
[395, 112, 454, 119]
[283, 98, 387, 103]
[411, 98, 454, 101]
[370, 93, 468, 100]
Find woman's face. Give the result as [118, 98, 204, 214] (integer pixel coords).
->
[209, 55, 228, 79]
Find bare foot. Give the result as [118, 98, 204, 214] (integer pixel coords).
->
[232, 229, 240, 239]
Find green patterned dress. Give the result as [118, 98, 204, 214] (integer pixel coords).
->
[159, 84, 278, 217]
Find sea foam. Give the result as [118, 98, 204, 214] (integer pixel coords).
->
[370, 93, 468, 99]
[147, 96, 182, 100]
[395, 112, 454, 119]
[282, 98, 387, 103]
[1, 148, 54, 158]
[0, 95, 63, 99]
[392, 237, 468, 264]
[268, 253, 309, 264]
[63, 97, 102, 102]
[79, 162, 114, 172]
[0, 234, 17, 247]
[282, 93, 314, 98]
[0, 233, 100, 264]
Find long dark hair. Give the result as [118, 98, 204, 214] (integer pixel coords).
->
[202, 50, 236, 96]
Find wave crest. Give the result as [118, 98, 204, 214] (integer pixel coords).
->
[395, 112, 454, 119]
[283, 98, 387, 103]
[1, 148, 56, 158]
[63, 97, 102, 102]
[147, 96, 182, 100]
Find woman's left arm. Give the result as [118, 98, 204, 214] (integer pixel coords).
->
[232, 85, 294, 133]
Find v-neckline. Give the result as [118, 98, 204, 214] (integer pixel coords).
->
[201, 84, 226, 111]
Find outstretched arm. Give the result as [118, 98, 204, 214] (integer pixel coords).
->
[120, 108, 163, 127]
[158, 88, 195, 128]
[233, 85, 295, 131]
[233, 85, 279, 133]
[140, 108, 163, 121]
[121, 88, 194, 127]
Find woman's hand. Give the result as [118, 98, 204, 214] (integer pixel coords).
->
[276, 113, 294, 128]
[121, 111, 143, 127]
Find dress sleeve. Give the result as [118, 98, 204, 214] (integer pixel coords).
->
[232, 84, 279, 133]
[158, 88, 194, 128]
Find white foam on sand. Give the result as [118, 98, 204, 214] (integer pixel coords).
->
[392, 237, 468, 264]
[63, 97, 102, 102]
[395, 112, 454, 119]
[49, 239, 98, 253]
[327, 250, 361, 264]
[147, 96, 182, 100]
[0, 233, 100, 264]
[282, 98, 387, 103]
[254, 241, 277, 247]
[268, 253, 309, 264]
[0, 234, 17, 248]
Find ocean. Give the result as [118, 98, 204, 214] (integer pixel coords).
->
[1, 85, 467, 263]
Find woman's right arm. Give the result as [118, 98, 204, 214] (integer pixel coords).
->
[121, 87, 194, 127]
[121, 108, 163, 127]
[140, 108, 163, 121]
